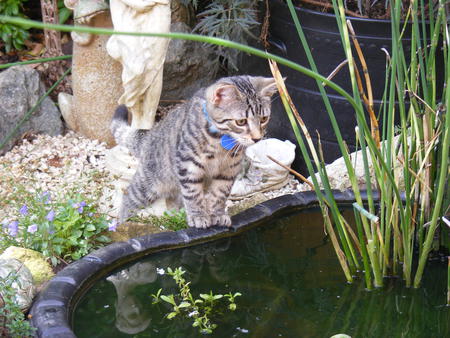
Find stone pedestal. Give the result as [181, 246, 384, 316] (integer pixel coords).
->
[59, 12, 123, 146]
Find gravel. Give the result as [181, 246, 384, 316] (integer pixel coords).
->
[0, 132, 115, 221]
[0, 132, 305, 223]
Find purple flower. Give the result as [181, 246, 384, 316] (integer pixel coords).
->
[88, 212, 94, 217]
[8, 221, 18, 237]
[72, 201, 85, 214]
[46, 210, 55, 222]
[27, 224, 38, 234]
[108, 220, 118, 232]
[19, 204, 28, 215]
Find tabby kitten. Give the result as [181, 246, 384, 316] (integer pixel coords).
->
[110, 75, 278, 228]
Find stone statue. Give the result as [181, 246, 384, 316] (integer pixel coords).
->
[59, 0, 123, 145]
[104, 0, 172, 224]
[106, 0, 171, 129]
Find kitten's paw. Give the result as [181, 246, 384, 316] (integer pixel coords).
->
[211, 214, 232, 227]
[189, 215, 211, 229]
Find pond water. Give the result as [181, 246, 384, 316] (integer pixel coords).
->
[73, 208, 449, 337]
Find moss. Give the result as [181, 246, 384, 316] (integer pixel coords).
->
[0, 246, 54, 285]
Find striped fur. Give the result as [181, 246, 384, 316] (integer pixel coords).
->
[110, 75, 278, 228]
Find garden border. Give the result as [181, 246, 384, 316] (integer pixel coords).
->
[30, 189, 371, 337]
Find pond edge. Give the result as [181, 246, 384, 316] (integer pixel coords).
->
[30, 189, 370, 337]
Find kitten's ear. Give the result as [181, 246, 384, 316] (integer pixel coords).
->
[211, 84, 239, 107]
[256, 77, 279, 97]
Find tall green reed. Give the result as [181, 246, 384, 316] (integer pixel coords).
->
[280, 0, 449, 290]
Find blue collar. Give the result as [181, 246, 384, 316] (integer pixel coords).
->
[202, 103, 237, 151]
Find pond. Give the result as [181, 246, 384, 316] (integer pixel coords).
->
[72, 208, 448, 337]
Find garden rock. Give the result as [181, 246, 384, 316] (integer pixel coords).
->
[0, 66, 63, 155]
[0, 246, 54, 286]
[161, 22, 216, 102]
[297, 135, 404, 192]
[0, 258, 35, 311]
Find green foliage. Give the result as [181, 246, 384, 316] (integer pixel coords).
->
[0, 190, 112, 266]
[151, 267, 241, 335]
[184, 0, 261, 73]
[130, 209, 188, 231]
[155, 209, 188, 231]
[58, 0, 72, 24]
[0, 270, 36, 337]
[0, 0, 29, 52]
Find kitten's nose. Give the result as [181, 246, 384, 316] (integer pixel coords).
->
[252, 137, 261, 143]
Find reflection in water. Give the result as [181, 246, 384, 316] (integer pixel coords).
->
[74, 209, 449, 337]
[106, 262, 156, 334]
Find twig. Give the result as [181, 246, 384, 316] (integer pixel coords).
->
[347, 20, 380, 149]
[322, 59, 348, 86]
[297, 0, 368, 18]
[266, 155, 314, 190]
[260, 0, 271, 49]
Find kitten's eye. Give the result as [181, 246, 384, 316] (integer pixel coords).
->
[236, 119, 247, 126]
[260, 116, 269, 123]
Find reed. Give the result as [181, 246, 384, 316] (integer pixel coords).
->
[278, 0, 449, 290]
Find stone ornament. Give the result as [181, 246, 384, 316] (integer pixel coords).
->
[107, 0, 171, 129]
[230, 139, 296, 199]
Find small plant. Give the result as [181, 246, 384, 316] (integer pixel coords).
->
[151, 267, 241, 334]
[0, 190, 113, 266]
[0, 270, 36, 337]
[58, 0, 72, 24]
[154, 209, 188, 231]
[0, 0, 29, 51]
[130, 209, 188, 231]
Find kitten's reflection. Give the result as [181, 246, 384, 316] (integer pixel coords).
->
[106, 262, 156, 335]
[180, 238, 232, 284]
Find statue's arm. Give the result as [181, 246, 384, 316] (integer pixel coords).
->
[117, 0, 170, 11]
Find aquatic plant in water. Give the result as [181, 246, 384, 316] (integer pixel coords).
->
[151, 267, 241, 334]
[272, 0, 449, 290]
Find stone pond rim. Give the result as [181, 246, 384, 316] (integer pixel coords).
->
[240, 0, 445, 174]
[29, 190, 373, 338]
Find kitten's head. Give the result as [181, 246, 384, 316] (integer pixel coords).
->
[205, 75, 278, 147]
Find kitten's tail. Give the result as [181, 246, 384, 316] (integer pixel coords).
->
[110, 105, 141, 155]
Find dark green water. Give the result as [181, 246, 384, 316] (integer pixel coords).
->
[73, 209, 449, 337]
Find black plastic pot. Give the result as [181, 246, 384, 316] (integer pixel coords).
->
[241, 0, 444, 174]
